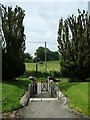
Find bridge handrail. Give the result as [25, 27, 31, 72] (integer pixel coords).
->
[50, 82, 59, 98]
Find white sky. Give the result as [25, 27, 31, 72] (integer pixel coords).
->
[0, 1, 89, 56]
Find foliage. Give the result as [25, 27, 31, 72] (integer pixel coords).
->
[35, 47, 59, 61]
[2, 5, 26, 79]
[24, 61, 61, 79]
[32, 56, 40, 63]
[2, 78, 30, 113]
[58, 81, 88, 116]
[57, 9, 90, 81]
[23, 52, 33, 63]
[22, 70, 61, 78]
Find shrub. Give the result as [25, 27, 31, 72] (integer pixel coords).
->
[2, 59, 25, 80]
[22, 70, 62, 78]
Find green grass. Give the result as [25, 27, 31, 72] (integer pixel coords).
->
[2, 60, 89, 115]
[0, 83, 2, 113]
[58, 81, 89, 117]
[2, 78, 30, 113]
[25, 61, 60, 72]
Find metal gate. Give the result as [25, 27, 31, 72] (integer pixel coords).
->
[41, 81, 48, 92]
[30, 80, 59, 99]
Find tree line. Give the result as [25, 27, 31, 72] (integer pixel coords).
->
[24, 47, 59, 63]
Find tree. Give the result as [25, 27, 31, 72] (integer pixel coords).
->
[35, 47, 45, 61]
[23, 52, 33, 63]
[57, 9, 90, 81]
[35, 47, 59, 61]
[2, 5, 26, 79]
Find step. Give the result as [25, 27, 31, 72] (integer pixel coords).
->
[30, 98, 58, 101]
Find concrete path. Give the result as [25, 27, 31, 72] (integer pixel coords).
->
[16, 82, 84, 118]
[18, 98, 83, 118]
[2, 82, 86, 119]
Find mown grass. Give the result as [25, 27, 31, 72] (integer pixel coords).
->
[2, 78, 30, 113]
[25, 61, 60, 72]
[0, 83, 2, 113]
[58, 81, 89, 117]
[2, 61, 89, 116]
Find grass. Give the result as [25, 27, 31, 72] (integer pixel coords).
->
[2, 78, 30, 113]
[2, 61, 89, 116]
[0, 83, 2, 113]
[25, 62, 89, 117]
[25, 61, 60, 72]
[58, 80, 89, 117]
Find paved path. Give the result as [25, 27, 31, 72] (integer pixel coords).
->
[16, 82, 84, 118]
[2, 82, 86, 119]
[18, 98, 83, 118]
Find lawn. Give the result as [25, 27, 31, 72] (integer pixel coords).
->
[0, 83, 2, 113]
[2, 78, 30, 113]
[25, 61, 60, 72]
[2, 60, 60, 113]
[1, 60, 89, 116]
[58, 80, 89, 117]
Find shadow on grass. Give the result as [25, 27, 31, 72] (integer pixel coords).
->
[2, 78, 30, 90]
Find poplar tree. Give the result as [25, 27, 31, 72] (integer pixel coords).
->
[57, 10, 90, 81]
[2, 5, 26, 79]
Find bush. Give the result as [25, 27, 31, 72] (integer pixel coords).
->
[49, 71, 62, 78]
[2, 58, 25, 80]
[22, 70, 62, 78]
[60, 61, 90, 81]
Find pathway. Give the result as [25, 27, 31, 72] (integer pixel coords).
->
[18, 98, 83, 118]
[17, 82, 83, 118]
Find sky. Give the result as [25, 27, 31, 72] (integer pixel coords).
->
[0, 1, 89, 56]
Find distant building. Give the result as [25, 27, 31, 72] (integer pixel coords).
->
[88, 1, 90, 15]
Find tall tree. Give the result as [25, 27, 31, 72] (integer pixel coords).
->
[2, 5, 26, 79]
[57, 10, 90, 81]
[35, 47, 59, 61]
[23, 52, 33, 63]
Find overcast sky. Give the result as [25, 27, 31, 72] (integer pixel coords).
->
[1, 1, 89, 56]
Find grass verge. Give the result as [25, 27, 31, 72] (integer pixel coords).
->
[58, 80, 89, 117]
[2, 78, 30, 113]
[0, 83, 2, 113]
